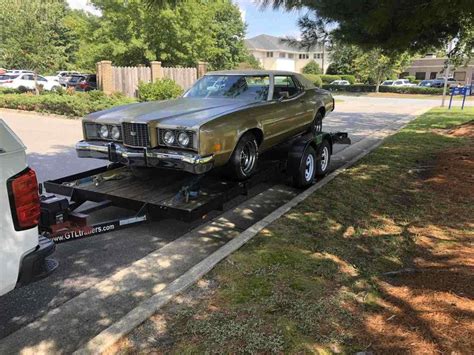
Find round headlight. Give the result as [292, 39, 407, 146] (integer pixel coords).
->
[111, 126, 121, 140]
[163, 130, 175, 145]
[99, 125, 109, 139]
[178, 132, 190, 147]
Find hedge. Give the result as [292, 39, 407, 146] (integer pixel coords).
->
[319, 74, 342, 84]
[303, 74, 323, 88]
[340, 75, 356, 84]
[0, 91, 136, 117]
[322, 84, 444, 95]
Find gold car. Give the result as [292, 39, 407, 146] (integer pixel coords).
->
[76, 70, 334, 180]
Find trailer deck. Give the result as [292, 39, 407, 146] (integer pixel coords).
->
[40, 132, 350, 243]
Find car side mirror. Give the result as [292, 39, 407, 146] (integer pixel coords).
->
[278, 91, 289, 101]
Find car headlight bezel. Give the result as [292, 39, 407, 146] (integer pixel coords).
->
[158, 128, 197, 150]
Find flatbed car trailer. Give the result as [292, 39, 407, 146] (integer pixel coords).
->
[39, 131, 350, 243]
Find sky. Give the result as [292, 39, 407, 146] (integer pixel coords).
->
[66, 0, 302, 39]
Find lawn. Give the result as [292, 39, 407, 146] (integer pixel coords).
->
[118, 108, 474, 354]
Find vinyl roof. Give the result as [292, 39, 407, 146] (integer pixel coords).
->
[206, 70, 299, 76]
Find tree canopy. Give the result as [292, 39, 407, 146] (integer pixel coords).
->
[0, 0, 246, 72]
[259, 0, 473, 59]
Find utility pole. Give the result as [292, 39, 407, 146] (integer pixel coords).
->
[441, 40, 454, 107]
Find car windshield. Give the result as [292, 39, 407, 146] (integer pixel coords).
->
[69, 75, 85, 83]
[382, 80, 393, 85]
[184, 75, 270, 101]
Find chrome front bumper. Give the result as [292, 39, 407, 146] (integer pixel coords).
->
[76, 140, 214, 174]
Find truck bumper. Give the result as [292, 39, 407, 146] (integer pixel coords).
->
[76, 140, 214, 175]
[16, 235, 57, 287]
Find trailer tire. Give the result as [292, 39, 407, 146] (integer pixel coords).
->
[315, 139, 331, 177]
[293, 145, 317, 188]
[227, 132, 259, 181]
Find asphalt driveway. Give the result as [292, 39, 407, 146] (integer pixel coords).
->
[0, 96, 441, 353]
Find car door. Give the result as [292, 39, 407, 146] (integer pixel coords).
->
[17, 74, 35, 90]
[262, 75, 309, 147]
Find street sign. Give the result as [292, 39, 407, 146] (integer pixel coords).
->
[449, 86, 469, 109]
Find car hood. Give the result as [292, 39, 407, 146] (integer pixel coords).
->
[85, 97, 256, 128]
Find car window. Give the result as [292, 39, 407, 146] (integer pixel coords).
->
[37, 76, 47, 82]
[185, 75, 270, 101]
[22, 74, 34, 80]
[394, 80, 403, 85]
[382, 80, 393, 85]
[273, 75, 302, 100]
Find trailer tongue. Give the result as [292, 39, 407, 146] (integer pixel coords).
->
[39, 132, 350, 243]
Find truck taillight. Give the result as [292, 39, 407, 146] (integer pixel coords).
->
[7, 168, 40, 230]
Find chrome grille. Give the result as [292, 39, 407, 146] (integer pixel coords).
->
[122, 122, 150, 147]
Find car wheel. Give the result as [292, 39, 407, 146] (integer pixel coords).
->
[315, 139, 331, 177]
[227, 132, 259, 181]
[292, 145, 317, 188]
[311, 111, 323, 134]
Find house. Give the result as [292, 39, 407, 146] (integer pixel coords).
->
[404, 55, 474, 85]
[244, 34, 330, 73]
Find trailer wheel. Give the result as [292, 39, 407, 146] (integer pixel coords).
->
[315, 140, 331, 177]
[293, 145, 317, 188]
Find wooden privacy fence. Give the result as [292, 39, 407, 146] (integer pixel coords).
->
[96, 61, 207, 97]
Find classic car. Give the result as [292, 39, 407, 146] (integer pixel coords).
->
[76, 70, 334, 180]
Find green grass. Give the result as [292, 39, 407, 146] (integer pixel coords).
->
[123, 107, 474, 353]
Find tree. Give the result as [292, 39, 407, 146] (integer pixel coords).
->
[326, 42, 362, 75]
[260, 0, 474, 60]
[302, 60, 322, 74]
[0, 0, 77, 73]
[237, 53, 263, 70]
[87, 0, 246, 70]
[354, 49, 411, 92]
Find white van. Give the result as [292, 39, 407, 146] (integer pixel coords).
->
[0, 119, 56, 296]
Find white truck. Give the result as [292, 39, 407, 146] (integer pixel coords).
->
[0, 119, 56, 296]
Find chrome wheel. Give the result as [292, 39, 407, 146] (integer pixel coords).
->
[240, 140, 257, 176]
[304, 154, 315, 182]
[320, 146, 329, 171]
[314, 119, 322, 133]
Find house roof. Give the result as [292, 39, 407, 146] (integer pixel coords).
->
[245, 34, 319, 53]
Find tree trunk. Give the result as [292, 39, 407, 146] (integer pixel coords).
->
[375, 82, 380, 93]
[34, 70, 39, 95]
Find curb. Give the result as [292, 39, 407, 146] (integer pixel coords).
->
[74, 110, 428, 354]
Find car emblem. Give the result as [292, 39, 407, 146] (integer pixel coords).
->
[130, 131, 137, 136]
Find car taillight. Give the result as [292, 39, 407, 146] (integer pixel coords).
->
[79, 81, 88, 89]
[7, 168, 40, 230]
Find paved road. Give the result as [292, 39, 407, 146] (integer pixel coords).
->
[0, 97, 440, 353]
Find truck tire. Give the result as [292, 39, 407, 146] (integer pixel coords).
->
[227, 132, 259, 181]
[315, 139, 331, 176]
[293, 145, 317, 188]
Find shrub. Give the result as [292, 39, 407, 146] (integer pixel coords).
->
[302, 60, 322, 75]
[322, 84, 444, 95]
[340, 75, 356, 84]
[303, 74, 322, 88]
[0, 91, 136, 117]
[0, 87, 20, 94]
[319, 74, 342, 84]
[137, 79, 183, 102]
[405, 75, 416, 83]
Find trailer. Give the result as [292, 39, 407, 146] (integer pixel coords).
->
[39, 132, 350, 243]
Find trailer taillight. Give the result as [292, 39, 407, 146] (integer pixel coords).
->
[7, 168, 40, 230]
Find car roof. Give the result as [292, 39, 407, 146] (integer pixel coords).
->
[206, 70, 299, 76]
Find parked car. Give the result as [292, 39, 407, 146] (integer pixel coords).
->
[0, 119, 56, 296]
[381, 79, 416, 87]
[76, 70, 335, 180]
[66, 74, 97, 91]
[418, 80, 435, 87]
[44, 71, 81, 86]
[0, 73, 61, 91]
[6, 69, 34, 75]
[430, 77, 459, 88]
[329, 80, 350, 85]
